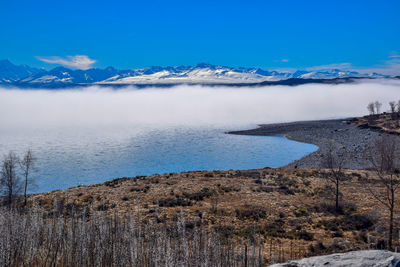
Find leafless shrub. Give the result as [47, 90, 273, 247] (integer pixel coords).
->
[321, 143, 350, 213]
[389, 101, 397, 113]
[364, 135, 400, 250]
[375, 101, 382, 114]
[367, 102, 375, 115]
[20, 149, 37, 206]
[0, 151, 22, 207]
[0, 206, 263, 266]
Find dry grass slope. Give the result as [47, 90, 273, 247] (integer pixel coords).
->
[26, 168, 400, 264]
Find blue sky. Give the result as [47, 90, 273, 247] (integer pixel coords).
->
[1, 0, 399, 73]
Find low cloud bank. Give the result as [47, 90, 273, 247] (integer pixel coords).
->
[1, 79, 400, 129]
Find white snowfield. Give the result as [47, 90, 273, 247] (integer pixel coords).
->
[99, 67, 279, 84]
[270, 250, 400, 267]
[98, 67, 371, 85]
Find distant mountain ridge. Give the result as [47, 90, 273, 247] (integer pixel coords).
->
[0, 59, 394, 87]
[0, 60, 43, 83]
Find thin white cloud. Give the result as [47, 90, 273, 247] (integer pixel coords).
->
[36, 55, 96, 70]
[274, 59, 290, 63]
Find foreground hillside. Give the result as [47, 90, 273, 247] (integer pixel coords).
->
[27, 168, 398, 265]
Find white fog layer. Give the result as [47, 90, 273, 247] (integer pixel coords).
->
[0, 79, 399, 129]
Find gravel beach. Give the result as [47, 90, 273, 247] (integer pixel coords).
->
[229, 118, 400, 169]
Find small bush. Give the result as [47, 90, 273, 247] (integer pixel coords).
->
[182, 187, 214, 201]
[264, 219, 286, 237]
[256, 186, 274, 193]
[104, 178, 128, 187]
[294, 207, 309, 217]
[219, 186, 240, 193]
[278, 185, 295, 195]
[158, 197, 192, 207]
[235, 205, 267, 221]
[320, 214, 374, 231]
[96, 203, 110, 211]
[332, 230, 343, 237]
[213, 225, 235, 241]
[82, 195, 93, 203]
[341, 214, 374, 231]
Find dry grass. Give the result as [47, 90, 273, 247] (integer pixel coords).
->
[352, 113, 400, 134]
[26, 167, 400, 261]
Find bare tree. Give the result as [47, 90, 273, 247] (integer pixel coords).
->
[374, 101, 382, 114]
[20, 149, 36, 206]
[0, 206, 264, 266]
[389, 101, 396, 113]
[367, 102, 375, 115]
[364, 135, 400, 250]
[321, 143, 348, 212]
[0, 151, 22, 207]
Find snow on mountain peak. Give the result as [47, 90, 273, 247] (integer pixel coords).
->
[0, 60, 393, 86]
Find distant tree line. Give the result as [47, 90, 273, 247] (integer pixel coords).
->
[367, 100, 400, 115]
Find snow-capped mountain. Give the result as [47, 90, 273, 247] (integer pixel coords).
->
[0, 59, 43, 83]
[100, 63, 292, 84]
[0, 60, 393, 87]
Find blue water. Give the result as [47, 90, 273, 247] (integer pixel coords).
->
[0, 125, 317, 193]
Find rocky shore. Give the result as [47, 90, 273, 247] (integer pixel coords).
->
[229, 118, 400, 169]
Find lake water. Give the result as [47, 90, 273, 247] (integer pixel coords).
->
[0, 125, 317, 193]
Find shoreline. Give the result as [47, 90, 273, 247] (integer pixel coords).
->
[228, 118, 398, 169]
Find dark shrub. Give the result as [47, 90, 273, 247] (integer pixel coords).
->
[219, 186, 240, 193]
[235, 205, 267, 221]
[298, 230, 314, 241]
[294, 207, 309, 217]
[104, 178, 128, 187]
[82, 195, 93, 203]
[278, 185, 295, 195]
[332, 230, 343, 237]
[213, 225, 235, 241]
[264, 219, 286, 237]
[341, 214, 374, 231]
[256, 186, 274, 193]
[182, 187, 214, 201]
[158, 197, 192, 207]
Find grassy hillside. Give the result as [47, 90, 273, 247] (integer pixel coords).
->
[19, 168, 398, 265]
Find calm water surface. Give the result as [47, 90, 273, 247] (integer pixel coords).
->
[0, 125, 317, 193]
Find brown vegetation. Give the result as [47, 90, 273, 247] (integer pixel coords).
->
[8, 167, 398, 265]
[353, 101, 400, 134]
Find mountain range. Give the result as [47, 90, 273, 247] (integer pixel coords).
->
[0, 59, 395, 88]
